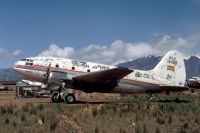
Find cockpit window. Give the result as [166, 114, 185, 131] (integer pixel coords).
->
[24, 58, 34, 66]
[25, 62, 34, 66]
[20, 58, 33, 62]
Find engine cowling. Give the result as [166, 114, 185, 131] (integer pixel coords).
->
[48, 71, 70, 86]
[49, 71, 68, 81]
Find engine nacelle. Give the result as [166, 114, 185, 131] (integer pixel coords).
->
[48, 71, 69, 86]
[49, 71, 68, 81]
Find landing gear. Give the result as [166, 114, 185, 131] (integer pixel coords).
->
[50, 87, 76, 104]
[64, 94, 76, 104]
[51, 92, 62, 103]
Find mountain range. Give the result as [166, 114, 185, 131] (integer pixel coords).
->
[0, 55, 200, 81]
[118, 55, 200, 79]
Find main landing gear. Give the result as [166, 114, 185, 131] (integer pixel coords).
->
[51, 86, 76, 104]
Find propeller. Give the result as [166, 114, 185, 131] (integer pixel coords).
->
[43, 62, 51, 84]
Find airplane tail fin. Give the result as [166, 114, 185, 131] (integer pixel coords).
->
[152, 50, 186, 86]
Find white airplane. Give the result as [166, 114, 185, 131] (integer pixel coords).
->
[13, 50, 188, 103]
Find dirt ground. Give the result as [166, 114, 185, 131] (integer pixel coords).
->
[0, 91, 124, 107]
[0, 91, 51, 107]
[0, 90, 200, 133]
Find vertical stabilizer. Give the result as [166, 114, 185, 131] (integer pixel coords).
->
[152, 51, 186, 86]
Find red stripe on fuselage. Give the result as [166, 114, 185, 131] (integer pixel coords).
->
[15, 64, 167, 86]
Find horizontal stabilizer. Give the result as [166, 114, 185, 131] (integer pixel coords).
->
[159, 85, 189, 92]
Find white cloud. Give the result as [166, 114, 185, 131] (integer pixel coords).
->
[0, 48, 23, 59]
[38, 34, 200, 64]
[155, 35, 190, 50]
[13, 50, 22, 57]
[38, 44, 75, 58]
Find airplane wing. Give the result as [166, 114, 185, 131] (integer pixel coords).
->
[70, 67, 133, 92]
[73, 67, 133, 83]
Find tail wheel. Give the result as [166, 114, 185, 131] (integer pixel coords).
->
[64, 94, 76, 104]
[51, 92, 62, 103]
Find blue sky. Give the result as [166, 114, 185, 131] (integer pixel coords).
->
[0, 0, 200, 68]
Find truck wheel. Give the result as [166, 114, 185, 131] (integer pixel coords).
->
[51, 93, 62, 103]
[64, 94, 75, 104]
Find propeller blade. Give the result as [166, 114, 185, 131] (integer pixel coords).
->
[43, 62, 51, 84]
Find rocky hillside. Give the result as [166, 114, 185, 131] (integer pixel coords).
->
[118, 55, 200, 79]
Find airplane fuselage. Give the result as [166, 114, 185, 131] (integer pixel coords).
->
[13, 56, 178, 94]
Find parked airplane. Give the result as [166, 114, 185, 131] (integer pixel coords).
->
[187, 77, 200, 90]
[13, 50, 189, 103]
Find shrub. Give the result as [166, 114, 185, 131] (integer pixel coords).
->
[155, 128, 160, 133]
[13, 121, 17, 128]
[50, 121, 58, 131]
[7, 105, 13, 114]
[168, 115, 172, 124]
[95, 126, 99, 133]
[143, 123, 147, 133]
[1, 107, 6, 114]
[29, 106, 37, 115]
[5, 117, 9, 124]
[92, 108, 98, 117]
[21, 114, 26, 122]
[99, 106, 107, 115]
[37, 104, 44, 111]
[156, 116, 165, 125]
[22, 105, 29, 112]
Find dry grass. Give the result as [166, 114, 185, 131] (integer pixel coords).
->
[0, 92, 200, 133]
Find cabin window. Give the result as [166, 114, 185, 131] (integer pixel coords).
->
[30, 63, 33, 66]
[55, 64, 59, 68]
[135, 72, 142, 77]
[72, 67, 75, 70]
[87, 69, 90, 72]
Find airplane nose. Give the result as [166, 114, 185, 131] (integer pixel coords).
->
[13, 61, 19, 71]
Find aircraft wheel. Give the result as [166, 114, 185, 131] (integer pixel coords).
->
[64, 94, 76, 104]
[51, 92, 62, 103]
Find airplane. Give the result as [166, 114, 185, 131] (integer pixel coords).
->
[13, 50, 189, 103]
[187, 77, 200, 90]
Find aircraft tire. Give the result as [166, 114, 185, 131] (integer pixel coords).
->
[51, 92, 62, 103]
[64, 94, 76, 104]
